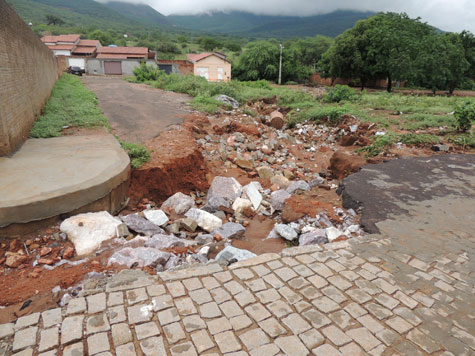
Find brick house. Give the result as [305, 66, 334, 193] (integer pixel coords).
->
[186, 52, 231, 82]
[87, 46, 157, 75]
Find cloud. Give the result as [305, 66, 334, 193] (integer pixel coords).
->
[99, 0, 475, 33]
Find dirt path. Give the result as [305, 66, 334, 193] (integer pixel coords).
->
[82, 76, 191, 143]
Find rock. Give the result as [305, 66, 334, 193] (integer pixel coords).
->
[299, 229, 328, 246]
[236, 157, 254, 171]
[257, 166, 273, 179]
[121, 214, 163, 236]
[164, 255, 184, 269]
[202, 196, 230, 213]
[145, 234, 192, 249]
[215, 246, 256, 263]
[63, 247, 75, 259]
[38, 258, 55, 265]
[329, 150, 366, 180]
[195, 234, 214, 245]
[213, 223, 246, 239]
[286, 180, 311, 194]
[39, 247, 52, 257]
[165, 222, 180, 235]
[269, 111, 285, 129]
[207, 176, 242, 205]
[143, 210, 169, 227]
[270, 190, 291, 211]
[232, 198, 253, 215]
[242, 183, 262, 210]
[185, 208, 223, 232]
[325, 227, 344, 242]
[108, 247, 171, 268]
[5, 253, 28, 268]
[274, 224, 298, 241]
[180, 218, 198, 232]
[161, 192, 195, 215]
[61, 211, 128, 257]
[309, 174, 325, 188]
[431, 144, 450, 152]
[216, 95, 239, 109]
[271, 175, 290, 189]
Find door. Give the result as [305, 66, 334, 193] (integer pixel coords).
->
[217, 67, 224, 81]
[104, 61, 122, 75]
[196, 67, 209, 80]
[158, 64, 173, 74]
[68, 58, 85, 70]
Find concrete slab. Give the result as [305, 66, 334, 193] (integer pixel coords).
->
[0, 134, 130, 228]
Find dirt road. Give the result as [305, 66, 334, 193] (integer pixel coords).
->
[82, 76, 191, 143]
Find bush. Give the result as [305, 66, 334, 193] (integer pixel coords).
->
[454, 101, 475, 132]
[295, 106, 347, 125]
[191, 96, 225, 114]
[399, 133, 441, 145]
[357, 132, 398, 157]
[133, 62, 162, 82]
[323, 85, 358, 103]
[120, 141, 150, 169]
[449, 133, 475, 148]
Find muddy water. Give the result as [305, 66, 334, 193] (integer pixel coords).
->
[233, 216, 286, 255]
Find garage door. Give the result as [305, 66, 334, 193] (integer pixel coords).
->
[68, 58, 85, 70]
[104, 61, 122, 75]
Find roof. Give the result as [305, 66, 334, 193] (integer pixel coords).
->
[186, 52, 229, 63]
[72, 46, 97, 55]
[96, 53, 146, 59]
[98, 47, 148, 55]
[41, 34, 80, 44]
[77, 39, 101, 47]
[47, 44, 75, 51]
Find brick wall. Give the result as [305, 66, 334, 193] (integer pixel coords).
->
[158, 59, 194, 75]
[0, 0, 60, 156]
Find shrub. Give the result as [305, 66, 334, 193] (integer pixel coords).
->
[323, 85, 357, 103]
[357, 132, 398, 157]
[120, 141, 150, 169]
[297, 106, 347, 125]
[454, 101, 475, 132]
[399, 133, 441, 145]
[133, 62, 162, 82]
[449, 133, 475, 148]
[191, 96, 225, 114]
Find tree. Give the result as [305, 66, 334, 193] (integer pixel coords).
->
[233, 41, 279, 81]
[460, 31, 475, 79]
[45, 14, 65, 26]
[290, 35, 333, 71]
[198, 37, 221, 52]
[87, 30, 115, 46]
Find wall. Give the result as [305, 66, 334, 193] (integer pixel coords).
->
[158, 59, 194, 75]
[0, 0, 59, 156]
[87, 58, 156, 75]
[193, 55, 231, 82]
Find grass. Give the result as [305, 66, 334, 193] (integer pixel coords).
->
[30, 74, 109, 138]
[30, 74, 150, 168]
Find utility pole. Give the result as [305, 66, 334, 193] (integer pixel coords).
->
[278, 43, 283, 85]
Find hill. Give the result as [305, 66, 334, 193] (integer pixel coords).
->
[168, 10, 376, 38]
[103, 1, 169, 26]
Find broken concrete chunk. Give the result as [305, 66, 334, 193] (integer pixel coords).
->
[143, 209, 169, 227]
[215, 246, 256, 263]
[213, 222, 246, 239]
[232, 198, 253, 214]
[286, 180, 311, 194]
[206, 176, 242, 205]
[121, 214, 164, 236]
[243, 183, 262, 210]
[108, 247, 170, 268]
[61, 211, 128, 257]
[270, 190, 291, 211]
[274, 223, 298, 241]
[161, 192, 195, 215]
[299, 229, 328, 246]
[185, 208, 223, 232]
[325, 227, 344, 242]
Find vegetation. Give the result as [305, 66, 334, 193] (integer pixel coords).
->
[454, 100, 475, 132]
[119, 141, 150, 169]
[323, 85, 358, 103]
[133, 62, 162, 81]
[30, 74, 109, 138]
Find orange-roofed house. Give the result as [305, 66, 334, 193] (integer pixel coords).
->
[186, 52, 231, 82]
[41, 34, 80, 56]
[87, 46, 157, 75]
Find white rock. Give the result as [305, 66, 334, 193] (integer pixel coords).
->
[185, 208, 222, 232]
[326, 227, 343, 242]
[242, 182, 262, 210]
[215, 246, 256, 262]
[274, 224, 298, 241]
[60, 211, 127, 256]
[232, 198, 253, 214]
[144, 210, 169, 227]
[207, 176, 242, 204]
[161, 192, 195, 215]
[270, 190, 291, 211]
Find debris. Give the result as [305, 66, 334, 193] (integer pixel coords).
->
[256, 166, 274, 179]
[161, 192, 195, 215]
[180, 218, 198, 232]
[5, 253, 28, 268]
[213, 223, 246, 239]
[185, 208, 223, 232]
[207, 176, 242, 205]
[270, 190, 291, 211]
[216, 95, 240, 109]
[121, 213, 163, 236]
[242, 183, 263, 210]
[271, 175, 290, 189]
[325, 227, 344, 242]
[215, 245, 256, 263]
[431, 144, 450, 152]
[232, 198, 253, 215]
[143, 209, 169, 227]
[20, 300, 32, 311]
[108, 247, 171, 268]
[269, 111, 285, 129]
[299, 229, 328, 246]
[286, 180, 311, 194]
[274, 224, 298, 241]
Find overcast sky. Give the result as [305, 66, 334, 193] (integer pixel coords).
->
[101, 0, 475, 33]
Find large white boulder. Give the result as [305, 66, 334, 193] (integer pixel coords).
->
[60, 211, 127, 256]
[143, 209, 169, 227]
[185, 208, 222, 232]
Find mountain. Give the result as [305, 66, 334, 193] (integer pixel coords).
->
[6, 0, 169, 29]
[168, 10, 376, 38]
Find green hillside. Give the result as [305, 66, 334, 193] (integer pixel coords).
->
[169, 10, 376, 38]
[103, 1, 169, 26]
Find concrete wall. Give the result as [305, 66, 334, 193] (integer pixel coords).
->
[0, 0, 60, 156]
[87, 59, 156, 75]
[194, 55, 231, 82]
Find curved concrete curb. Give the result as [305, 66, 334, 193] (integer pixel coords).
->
[0, 134, 130, 227]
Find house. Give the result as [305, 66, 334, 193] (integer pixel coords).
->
[70, 40, 102, 70]
[87, 47, 157, 75]
[186, 52, 231, 82]
[41, 34, 80, 56]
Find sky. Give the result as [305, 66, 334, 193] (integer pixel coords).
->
[100, 0, 475, 33]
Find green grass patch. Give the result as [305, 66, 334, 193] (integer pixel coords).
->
[191, 96, 227, 114]
[119, 141, 150, 169]
[399, 133, 441, 145]
[449, 133, 475, 148]
[401, 113, 454, 130]
[291, 105, 347, 127]
[30, 74, 109, 138]
[356, 132, 398, 157]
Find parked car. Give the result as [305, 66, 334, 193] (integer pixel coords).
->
[67, 66, 85, 76]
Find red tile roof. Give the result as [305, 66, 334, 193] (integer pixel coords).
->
[186, 52, 229, 63]
[98, 47, 148, 55]
[77, 39, 101, 47]
[41, 34, 80, 44]
[72, 46, 97, 55]
[47, 44, 75, 51]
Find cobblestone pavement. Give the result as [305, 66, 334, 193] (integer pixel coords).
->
[1, 159, 474, 355]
